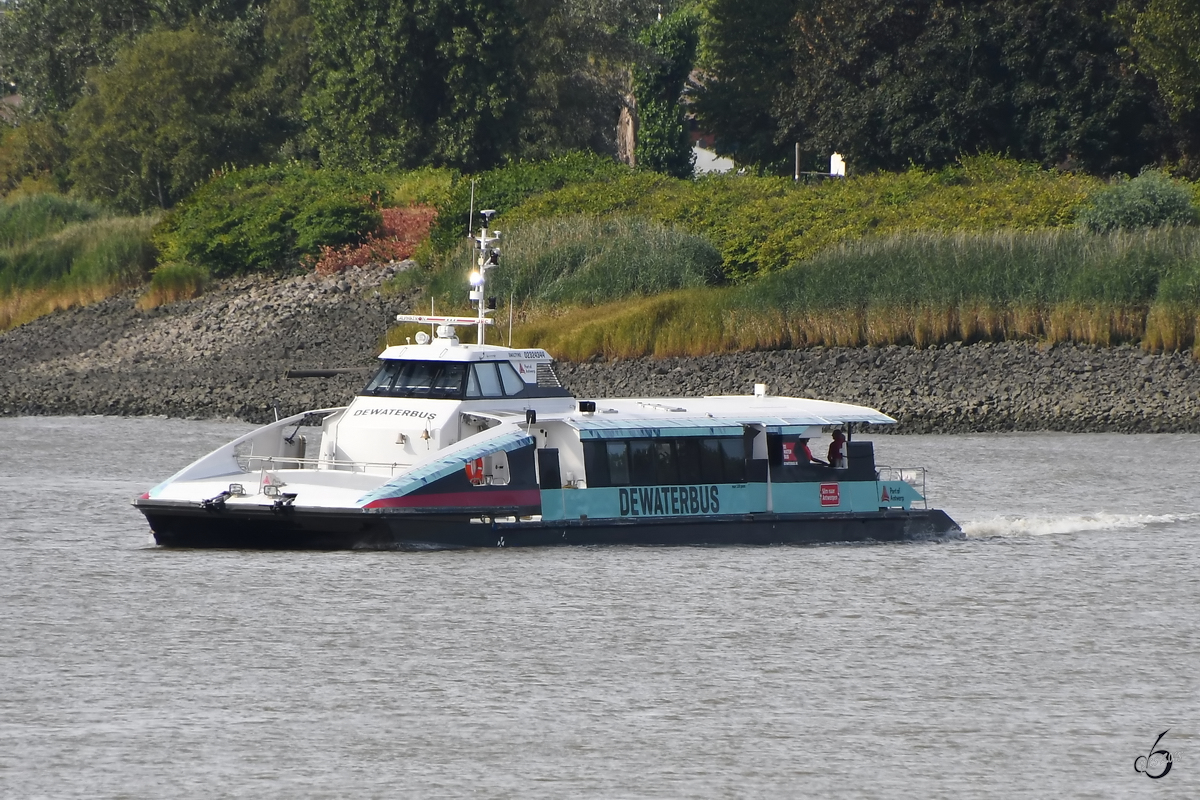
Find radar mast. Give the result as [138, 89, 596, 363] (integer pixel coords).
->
[395, 211, 500, 344]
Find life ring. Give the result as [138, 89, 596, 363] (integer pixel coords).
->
[466, 457, 485, 483]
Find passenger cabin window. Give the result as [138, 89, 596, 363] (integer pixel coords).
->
[582, 437, 747, 487]
[720, 438, 747, 483]
[606, 442, 630, 484]
[632, 441, 662, 485]
[676, 439, 703, 484]
[361, 361, 467, 399]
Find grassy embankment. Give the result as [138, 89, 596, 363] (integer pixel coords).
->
[401, 158, 1200, 358]
[0, 194, 157, 329]
[5, 157, 1199, 359]
[0, 166, 455, 329]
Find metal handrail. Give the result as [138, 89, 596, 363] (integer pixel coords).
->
[875, 465, 929, 509]
[237, 454, 407, 475]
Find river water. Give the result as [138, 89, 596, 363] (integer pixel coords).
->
[1, 416, 1197, 799]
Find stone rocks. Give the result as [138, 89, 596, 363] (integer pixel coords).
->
[2, 267, 1199, 432]
[0, 263, 409, 423]
[555, 342, 1200, 434]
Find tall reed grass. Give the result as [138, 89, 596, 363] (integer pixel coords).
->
[0, 213, 158, 329]
[493, 228, 1200, 358]
[427, 215, 723, 305]
[0, 194, 104, 248]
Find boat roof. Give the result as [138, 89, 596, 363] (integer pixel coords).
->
[377, 342, 553, 363]
[558, 395, 895, 433]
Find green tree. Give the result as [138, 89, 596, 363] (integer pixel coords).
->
[633, 8, 699, 178]
[0, 0, 154, 115]
[256, 0, 315, 160]
[779, 0, 1163, 175]
[1126, 0, 1200, 118]
[782, 1, 1008, 173]
[67, 26, 275, 211]
[691, 0, 798, 173]
[0, 0, 265, 116]
[1122, 0, 1200, 174]
[0, 116, 71, 194]
[514, 0, 660, 161]
[303, 0, 526, 172]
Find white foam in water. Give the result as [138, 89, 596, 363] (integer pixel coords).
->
[963, 512, 1200, 538]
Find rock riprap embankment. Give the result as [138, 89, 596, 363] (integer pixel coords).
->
[557, 344, 1200, 433]
[2, 266, 1198, 432]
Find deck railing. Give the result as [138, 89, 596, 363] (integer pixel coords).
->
[875, 465, 929, 509]
[237, 454, 406, 476]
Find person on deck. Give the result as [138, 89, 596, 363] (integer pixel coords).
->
[827, 430, 847, 469]
[799, 438, 826, 466]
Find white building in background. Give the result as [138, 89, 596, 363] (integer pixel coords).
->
[693, 144, 734, 174]
[690, 132, 734, 175]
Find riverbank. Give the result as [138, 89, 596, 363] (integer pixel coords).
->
[1, 266, 1198, 432]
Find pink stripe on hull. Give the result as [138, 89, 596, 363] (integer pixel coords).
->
[364, 488, 542, 510]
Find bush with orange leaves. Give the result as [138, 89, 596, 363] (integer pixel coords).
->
[311, 205, 437, 275]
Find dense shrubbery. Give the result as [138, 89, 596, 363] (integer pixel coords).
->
[1076, 170, 1199, 233]
[393, 157, 1200, 356]
[506, 156, 1102, 280]
[382, 168, 457, 209]
[312, 206, 437, 275]
[5, 154, 1200, 358]
[153, 164, 386, 277]
[428, 152, 627, 251]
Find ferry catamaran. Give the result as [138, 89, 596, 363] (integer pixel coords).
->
[134, 213, 960, 549]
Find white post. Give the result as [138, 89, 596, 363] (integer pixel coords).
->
[471, 211, 499, 345]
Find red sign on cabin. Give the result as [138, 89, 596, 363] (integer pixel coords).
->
[782, 442, 797, 465]
[820, 483, 840, 506]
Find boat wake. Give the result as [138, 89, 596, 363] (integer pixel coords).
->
[963, 511, 1200, 538]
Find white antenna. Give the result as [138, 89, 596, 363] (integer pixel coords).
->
[467, 179, 476, 237]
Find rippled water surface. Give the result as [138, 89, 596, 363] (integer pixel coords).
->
[1, 417, 1198, 799]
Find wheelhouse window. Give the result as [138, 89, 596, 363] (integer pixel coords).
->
[499, 362, 526, 395]
[360, 360, 467, 399]
[465, 361, 531, 399]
